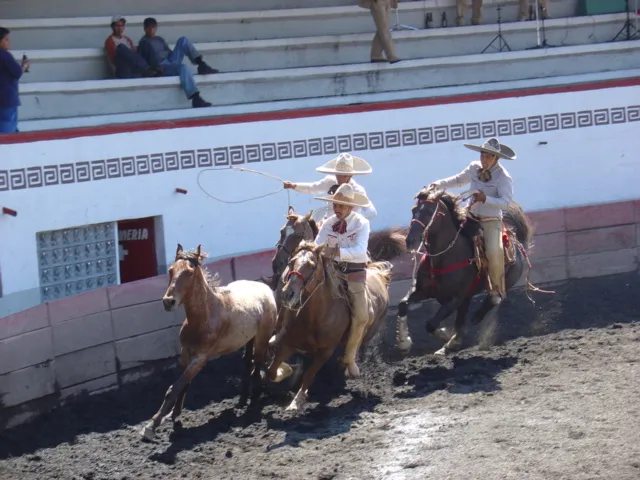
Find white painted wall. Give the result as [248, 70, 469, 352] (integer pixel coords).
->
[1, 84, 639, 314]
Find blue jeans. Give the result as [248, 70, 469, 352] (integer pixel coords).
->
[0, 107, 18, 134]
[115, 43, 149, 79]
[160, 36, 200, 99]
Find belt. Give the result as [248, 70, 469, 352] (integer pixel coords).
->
[334, 261, 367, 272]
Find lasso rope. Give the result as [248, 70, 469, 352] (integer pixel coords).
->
[196, 166, 291, 206]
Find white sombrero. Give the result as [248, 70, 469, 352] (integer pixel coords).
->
[314, 183, 371, 208]
[316, 152, 372, 176]
[464, 137, 516, 161]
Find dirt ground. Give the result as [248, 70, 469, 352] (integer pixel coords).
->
[1, 272, 639, 480]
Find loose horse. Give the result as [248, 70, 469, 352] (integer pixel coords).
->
[141, 244, 277, 440]
[266, 238, 403, 412]
[394, 187, 548, 355]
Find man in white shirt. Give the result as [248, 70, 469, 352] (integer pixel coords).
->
[314, 183, 372, 379]
[429, 137, 517, 305]
[283, 152, 377, 222]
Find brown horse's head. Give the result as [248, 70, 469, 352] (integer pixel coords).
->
[162, 243, 208, 311]
[272, 208, 318, 280]
[279, 241, 324, 309]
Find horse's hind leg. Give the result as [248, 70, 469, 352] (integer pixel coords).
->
[238, 339, 255, 406]
[251, 320, 274, 399]
[435, 297, 470, 356]
[142, 356, 207, 440]
[287, 347, 335, 412]
[471, 294, 496, 325]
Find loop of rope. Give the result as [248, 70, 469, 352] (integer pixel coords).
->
[196, 165, 291, 208]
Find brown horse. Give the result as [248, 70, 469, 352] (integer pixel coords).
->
[140, 244, 277, 440]
[265, 239, 402, 411]
[266, 209, 407, 344]
[394, 187, 550, 356]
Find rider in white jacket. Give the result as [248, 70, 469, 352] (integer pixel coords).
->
[283, 152, 377, 222]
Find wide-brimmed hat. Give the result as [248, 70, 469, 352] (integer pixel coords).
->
[314, 183, 371, 208]
[111, 15, 126, 25]
[464, 137, 516, 161]
[316, 152, 372, 176]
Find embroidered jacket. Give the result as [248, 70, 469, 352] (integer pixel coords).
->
[432, 161, 514, 218]
[294, 175, 377, 220]
[315, 211, 370, 264]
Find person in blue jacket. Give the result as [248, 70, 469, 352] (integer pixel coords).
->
[0, 27, 29, 134]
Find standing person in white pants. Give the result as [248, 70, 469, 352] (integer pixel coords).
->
[358, 0, 401, 63]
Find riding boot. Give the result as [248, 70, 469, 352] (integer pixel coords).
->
[343, 281, 370, 378]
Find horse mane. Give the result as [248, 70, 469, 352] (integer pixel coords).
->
[417, 188, 482, 239]
[176, 249, 221, 289]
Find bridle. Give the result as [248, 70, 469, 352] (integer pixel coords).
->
[283, 250, 326, 313]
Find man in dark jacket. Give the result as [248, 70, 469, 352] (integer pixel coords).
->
[0, 27, 28, 133]
[137, 18, 216, 108]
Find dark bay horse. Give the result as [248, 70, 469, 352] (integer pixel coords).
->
[266, 241, 398, 411]
[394, 187, 549, 356]
[141, 244, 277, 440]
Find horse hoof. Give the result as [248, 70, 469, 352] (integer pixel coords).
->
[273, 363, 293, 383]
[430, 327, 450, 343]
[140, 424, 156, 441]
[434, 346, 448, 357]
[395, 337, 413, 354]
[344, 363, 361, 379]
[160, 412, 173, 425]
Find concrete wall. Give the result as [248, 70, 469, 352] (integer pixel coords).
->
[1, 197, 639, 429]
[2, 81, 640, 317]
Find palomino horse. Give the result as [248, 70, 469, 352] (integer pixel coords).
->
[266, 239, 402, 411]
[140, 244, 277, 440]
[394, 187, 546, 356]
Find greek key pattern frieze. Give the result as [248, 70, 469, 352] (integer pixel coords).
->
[1, 104, 638, 192]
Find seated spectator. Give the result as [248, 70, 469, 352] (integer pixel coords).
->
[104, 15, 160, 79]
[0, 27, 28, 134]
[519, 0, 550, 21]
[137, 17, 217, 109]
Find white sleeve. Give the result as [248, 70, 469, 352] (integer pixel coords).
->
[433, 164, 473, 189]
[294, 176, 335, 195]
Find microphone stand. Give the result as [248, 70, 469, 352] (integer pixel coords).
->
[611, 0, 638, 42]
[526, 0, 556, 49]
[482, 5, 511, 53]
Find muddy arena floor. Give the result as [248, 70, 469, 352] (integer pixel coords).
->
[1, 272, 640, 480]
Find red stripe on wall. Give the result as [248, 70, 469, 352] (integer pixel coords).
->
[2, 76, 639, 146]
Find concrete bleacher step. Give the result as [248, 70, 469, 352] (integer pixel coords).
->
[18, 42, 639, 121]
[17, 14, 628, 83]
[0, 0, 356, 18]
[3, 0, 580, 50]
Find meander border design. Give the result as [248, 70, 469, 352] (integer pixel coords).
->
[1, 105, 638, 191]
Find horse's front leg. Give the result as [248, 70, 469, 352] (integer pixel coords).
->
[265, 343, 295, 383]
[286, 347, 336, 412]
[395, 287, 429, 353]
[471, 294, 497, 325]
[435, 297, 471, 356]
[238, 339, 255, 407]
[425, 295, 467, 342]
[141, 356, 207, 441]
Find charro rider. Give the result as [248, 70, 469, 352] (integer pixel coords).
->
[314, 183, 372, 379]
[429, 137, 516, 305]
[283, 152, 377, 222]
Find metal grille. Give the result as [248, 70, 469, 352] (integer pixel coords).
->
[37, 222, 118, 302]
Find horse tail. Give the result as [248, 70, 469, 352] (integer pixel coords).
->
[368, 227, 408, 262]
[504, 202, 534, 249]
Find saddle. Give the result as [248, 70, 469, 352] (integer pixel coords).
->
[472, 222, 517, 274]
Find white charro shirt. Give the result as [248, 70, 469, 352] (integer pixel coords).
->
[315, 211, 370, 264]
[432, 161, 514, 219]
[294, 175, 377, 220]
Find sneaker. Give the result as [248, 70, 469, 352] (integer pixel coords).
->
[191, 93, 212, 108]
[198, 63, 219, 75]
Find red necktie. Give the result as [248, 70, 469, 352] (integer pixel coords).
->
[332, 220, 347, 234]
